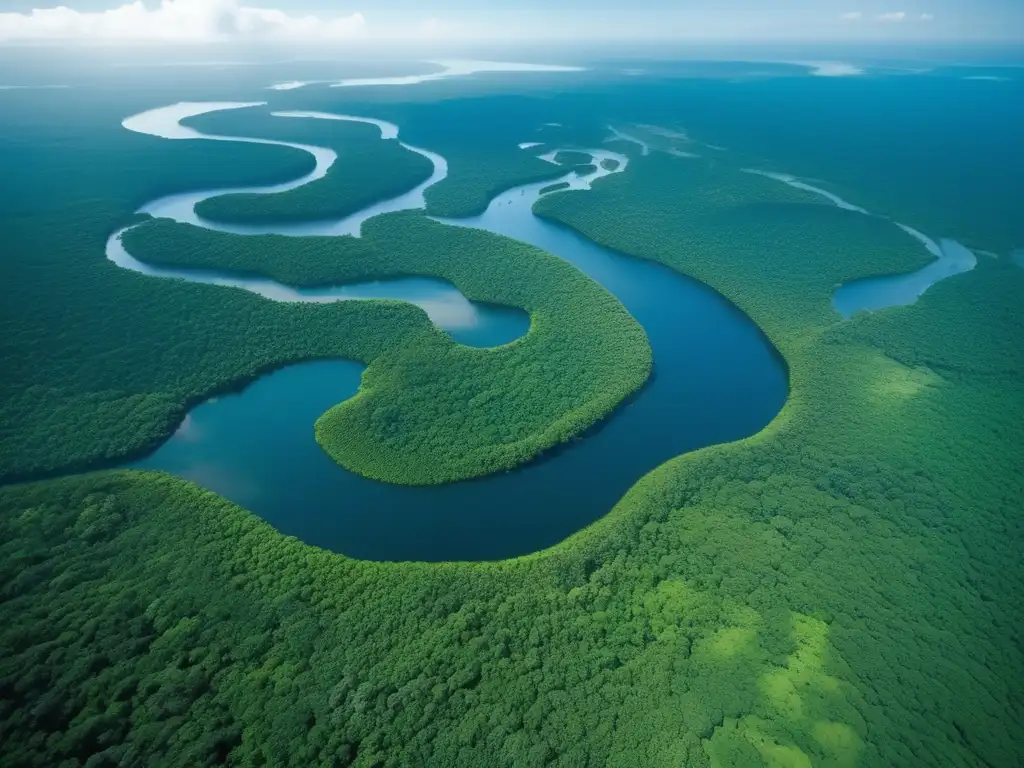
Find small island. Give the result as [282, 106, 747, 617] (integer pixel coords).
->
[539, 181, 572, 195]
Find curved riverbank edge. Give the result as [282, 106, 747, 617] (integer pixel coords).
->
[112, 102, 529, 346]
[107, 140, 784, 560]
[108, 104, 658, 492]
[108, 222, 528, 346]
[743, 169, 978, 317]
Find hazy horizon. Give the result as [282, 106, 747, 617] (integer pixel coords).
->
[1, 0, 1022, 46]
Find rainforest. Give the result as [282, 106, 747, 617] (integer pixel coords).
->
[0, 30, 1022, 768]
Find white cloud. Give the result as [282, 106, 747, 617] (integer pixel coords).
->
[877, 11, 908, 22]
[0, 0, 367, 43]
[799, 61, 865, 77]
[840, 12, 863, 21]
[919, 13, 935, 21]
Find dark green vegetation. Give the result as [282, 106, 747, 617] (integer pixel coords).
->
[2, 69, 1022, 767]
[0, 90, 341, 483]
[532, 153, 1024, 765]
[122, 213, 651, 484]
[190, 109, 434, 225]
[593, 76, 1024, 253]
[551, 150, 594, 167]
[0, 86, 649, 487]
[422, 150, 564, 218]
[262, 94, 574, 218]
[539, 181, 571, 196]
[601, 158, 621, 171]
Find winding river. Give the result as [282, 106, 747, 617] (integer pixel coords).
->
[113, 101, 789, 562]
[742, 170, 978, 318]
[110, 103, 527, 346]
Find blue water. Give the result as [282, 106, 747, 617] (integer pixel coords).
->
[112, 102, 790, 562]
[832, 237, 977, 318]
[130, 172, 787, 561]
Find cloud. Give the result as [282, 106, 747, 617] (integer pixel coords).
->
[919, 13, 935, 21]
[0, 0, 367, 42]
[877, 12, 908, 22]
[840, 12, 863, 21]
[800, 61, 865, 77]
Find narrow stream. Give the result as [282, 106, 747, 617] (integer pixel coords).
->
[109, 102, 527, 347]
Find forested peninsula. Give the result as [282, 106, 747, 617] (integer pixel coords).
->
[122, 212, 652, 485]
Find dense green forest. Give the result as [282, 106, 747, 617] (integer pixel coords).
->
[122, 213, 651, 485]
[1, 75, 1022, 767]
[189, 109, 435, 225]
[0, 87, 649, 485]
[3, 165, 1021, 764]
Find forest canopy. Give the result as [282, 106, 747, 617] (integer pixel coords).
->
[1, 74, 1021, 767]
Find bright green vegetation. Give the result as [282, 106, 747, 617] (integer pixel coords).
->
[528, 154, 1024, 765]
[2, 81, 1022, 767]
[121, 212, 651, 485]
[188, 109, 434, 224]
[552, 150, 594, 167]
[539, 181, 571, 196]
[3, 153, 1021, 765]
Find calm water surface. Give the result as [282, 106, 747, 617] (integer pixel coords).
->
[121, 104, 787, 562]
[130, 171, 788, 561]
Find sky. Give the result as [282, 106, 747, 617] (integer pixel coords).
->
[0, 0, 1021, 44]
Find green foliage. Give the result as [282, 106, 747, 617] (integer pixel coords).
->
[534, 155, 933, 336]
[423, 152, 565, 218]
[122, 212, 652, 484]
[188, 109, 434, 224]
[0, 92, 400, 483]
[2, 83, 1022, 767]
[0, 91, 649, 486]
[539, 181, 571, 196]
[552, 150, 594, 167]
